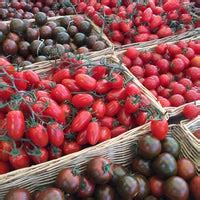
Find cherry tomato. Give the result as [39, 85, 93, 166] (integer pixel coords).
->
[91, 65, 107, 80]
[47, 123, 64, 147]
[95, 79, 111, 94]
[62, 141, 81, 155]
[99, 126, 111, 143]
[0, 82, 15, 101]
[125, 96, 140, 114]
[71, 110, 92, 132]
[38, 80, 56, 90]
[183, 104, 200, 119]
[61, 79, 80, 92]
[87, 121, 100, 145]
[75, 74, 97, 91]
[111, 126, 127, 138]
[28, 124, 49, 147]
[107, 88, 126, 101]
[92, 99, 106, 119]
[7, 110, 25, 140]
[24, 70, 40, 86]
[76, 130, 88, 146]
[135, 111, 147, 126]
[100, 116, 119, 129]
[0, 161, 10, 174]
[106, 100, 121, 117]
[151, 119, 168, 140]
[125, 47, 139, 59]
[118, 108, 133, 127]
[30, 147, 49, 164]
[53, 69, 70, 83]
[0, 141, 12, 162]
[109, 73, 124, 89]
[13, 71, 28, 91]
[72, 94, 94, 109]
[49, 146, 63, 160]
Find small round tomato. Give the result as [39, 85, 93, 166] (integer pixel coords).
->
[0, 82, 15, 101]
[38, 80, 56, 90]
[87, 121, 100, 145]
[49, 146, 63, 160]
[125, 83, 141, 96]
[118, 108, 133, 127]
[109, 73, 124, 89]
[170, 58, 185, 74]
[13, 71, 28, 90]
[183, 104, 200, 120]
[47, 123, 64, 147]
[9, 148, 30, 169]
[30, 147, 49, 164]
[24, 70, 40, 86]
[100, 117, 119, 129]
[62, 141, 81, 155]
[190, 56, 200, 68]
[125, 47, 139, 59]
[124, 96, 140, 114]
[91, 65, 107, 80]
[190, 176, 200, 200]
[135, 111, 147, 126]
[60, 103, 71, 118]
[75, 74, 97, 91]
[72, 94, 94, 109]
[151, 120, 168, 140]
[95, 79, 111, 94]
[28, 124, 49, 147]
[7, 110, 25, 140]
[169, 94, 185, 107]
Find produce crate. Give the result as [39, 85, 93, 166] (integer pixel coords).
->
[1, 15, 114, 66]
[0, 54, 167, 199]
[0, 122, 198, 199]
[115, 34, 200, 117]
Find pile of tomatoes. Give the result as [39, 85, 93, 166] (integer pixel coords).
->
[74, 0, 200, 45]
[0, 56, 163, 174]
[121, 40, 200, 108]
[4, 134, 200, 200]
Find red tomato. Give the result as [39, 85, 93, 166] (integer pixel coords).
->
[100, 117, 118, 129]
[170, 58, 185, 74]
[149, 176, 164, 197]
[111, 126, 127, 138]
[30, 147, 49, 164]
[135, 111, 147, 126]
[99, 126, 111, 143]
[75, 74, 97, 91]
[7, 110, 25, 140]
[157, 26, 173, 38]
[0, 141, 12, 162]
[130, 66, 144, 78]
[87, 122, 100, 145]
[13, 71, 28, 90]
[125, 47, 139, 59]
[72, 94, 94, 109]
[125, 83, 141, 96]
[151, 119, 168, 140]
[118, 108, 133, 127]
[35, 90, 50, 99]
[169, 94, 185, 107]
[163, 0, 180, 11]
[49, 146, 63, 160]
[158, 96, 171, 107]
[0, 161, 10, 174]
[62, 141, 81, 155]
[168, 44, 182, 57]
[92, 100, 106, 119]
[47, 123, 64, 147]
[107, 88, 126, 101]
[76, 130, 88, 146]
[134, 33, 150, 42]
[142, 7, 153, 22]
[150, 15, 163, 29]
[184, 90, 200, 102]
[51, 84, 71, 103]
[71, 110, 92, 132]
[60, 104, 71, 118]
[125, 96, 140, 114]
[109, 73, 124, 89]
[106, 100, 121, 117]
[38, 80, 56, 90]
[183, 104, 200, 119]
[61, 79, 80, 92]
[0, 83, 15, 101]
[143, 75, 160, 90]
[28, 124, 49, 147]
[95, 79, 111, 94]
[9, 148, 30, 169]
[91, 65, 107, 80]
[119, 21, 131, 33]
[53, 69, 70, 83]
[0, 58, 15, 75]
[24, 70, 40, 86]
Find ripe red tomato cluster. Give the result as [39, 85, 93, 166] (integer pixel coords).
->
[0, 56, 162, 174]
[74, 0, 199, 45]
[122, 40, 200, 107]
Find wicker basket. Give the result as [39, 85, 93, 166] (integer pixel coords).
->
[0, 54, 168, 199]
[115, 34, 200, 117]
[0, 123, 198, 199]
[2, 15, 114, 62]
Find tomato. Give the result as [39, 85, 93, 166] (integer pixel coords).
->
[119, 21, 131, 33]
[143, 75, 160, 90]
[124, 96, 140, 114]
[49, 146, 63, 160]
[0, 141, 12, 162]
[9, 148, 30, 169]
[28, 124, 49, 147]
[149, 15, 162, 29]
[0, 58, 15, 74]
[0, 161, 10, 174]
[71, 110, 92, 132]
[157, 26, 172, 38]
[92, 99, 106, 119]
[7, 110, 25, 140]
[13, 71, 28, 91]
[149, 176, 164, 197]
[53, 69, 70, 83]
[190, 56, 200, 68]
[61, 79, 80, 92]
[0, 82, 15, 101]
[47, 123, 64, 147]
[135, 111, 147, 126]
[151, 120, 168, 140]
[62, 141, 81, 155]
[75, 74, 97, 91]
[163, 0, 180, 11]
[142, 7, 153, 22]
[100, 116, 119, 129]
[184, 90, 200, 102]
[170, 82, 186, 95]
[38, 80, 56, 90]
[24, 70, 40, 86]
[169, 94, 185, 107]
[87, 121, 100, 145]
[99, 126, 111, 142]
[109, 73, 124, 89]
[91, 65, 107, 80]
[125, 47, 139, 59]
[159, 74, 170, 87]
[76, 130, 88, 146]
[134, 33, 150, 42]
[168, 44, 182, 57]
[118, 108, 133, 127]
[155, 44, 168, 55]
[30, 147, 49, 164]
[106, 100, 120, 117]
[183, 104, 200, 119]
[60, 103, 71, 118]
[51, 84, 71, 103]
[35, 90, 50, 99]
[77, 176, 95, 198]
[190, 176, 200, 200]
[130, 66, 144, 78]
[95, 79, 111, 94]
[144, 64, 158, 77]
[186, 67, 200, 82]
[107, 88, 126, 101]
[72, 94, 94, 109]
[170, 58, 185, 74]
[125, 83, 141, 96]
[111, 126, 127, 138]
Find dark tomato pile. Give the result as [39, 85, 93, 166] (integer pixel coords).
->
[75, 0, 200, 45]
[121, 41, 200, 107]
[0, 55, 163, 174]
[4, 135, 200, 200]
[0, 13, 108, 67]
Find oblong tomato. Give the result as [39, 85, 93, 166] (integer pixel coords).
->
[87, 122, 100, 145]
[72, 94, 94, 109]
[92, 99, 106, 119]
